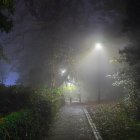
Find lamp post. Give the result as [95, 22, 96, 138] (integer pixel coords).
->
[95, 43, 103, 104]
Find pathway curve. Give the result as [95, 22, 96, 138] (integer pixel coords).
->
[46, 104, 94, 140]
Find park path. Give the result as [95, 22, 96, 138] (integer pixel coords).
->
[45, 104, 94, 140]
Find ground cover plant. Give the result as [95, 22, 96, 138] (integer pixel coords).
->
[87, 102, 140, 140]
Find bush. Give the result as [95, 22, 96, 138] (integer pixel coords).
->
[0, 85, 33, 115]
[0, 109, 51, 140]
[0, 85, 65, 139]
[0, 85, 64, 115]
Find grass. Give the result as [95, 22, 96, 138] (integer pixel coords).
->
[87, 102, 140, 140]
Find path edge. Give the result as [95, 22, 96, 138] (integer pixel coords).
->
[83, 107, 103, 140]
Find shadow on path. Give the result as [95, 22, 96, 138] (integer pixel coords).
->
[45, 104, 94, 140]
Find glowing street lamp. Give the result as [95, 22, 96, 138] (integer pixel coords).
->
[95, 43, 103, 104]
[95, 43, 103, 51]
[61, 69, 66, 76]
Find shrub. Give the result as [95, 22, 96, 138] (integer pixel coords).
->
[0, 85, 33, 115]
[0, 99, 64, 139]
[0, 85, 65, 139]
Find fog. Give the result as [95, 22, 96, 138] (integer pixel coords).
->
[0, 0, 129, 101]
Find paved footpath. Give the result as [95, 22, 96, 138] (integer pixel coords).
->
[45, 104, 94, 140]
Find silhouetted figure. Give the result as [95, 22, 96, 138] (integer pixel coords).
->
[79, 94, 81, 103]
[78, 94, 81, 103]
[70, 97, 72, 104]
[61, 94, 65, 105]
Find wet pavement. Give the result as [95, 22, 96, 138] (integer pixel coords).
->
[45, 104, 94, 140]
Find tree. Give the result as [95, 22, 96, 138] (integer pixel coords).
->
[113, 0, 140, 120]
[121, 0, 140, 90]
[0, 0, 15, 84]
[123, 0, 140, 32]
[0, 0, 14, 32]
[0, 62, 8, 84]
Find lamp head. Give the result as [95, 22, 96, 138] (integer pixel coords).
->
[95, 43, 103, 51]
[61, 69, 66, 76]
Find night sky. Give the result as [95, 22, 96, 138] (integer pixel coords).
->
[4, 72, 19, 85]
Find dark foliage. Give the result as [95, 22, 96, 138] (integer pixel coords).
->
[0, 84, 64, 139]
[0, 0, 14, 32]
[119, 44, 140, 87]
[0, 84, 33, 115]
[123, 0, 140, 31]
[117, 0, 140, 120]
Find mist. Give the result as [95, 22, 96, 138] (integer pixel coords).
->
[1, 0, 128, 100]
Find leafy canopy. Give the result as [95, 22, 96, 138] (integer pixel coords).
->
[0, 0, 14, 32]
